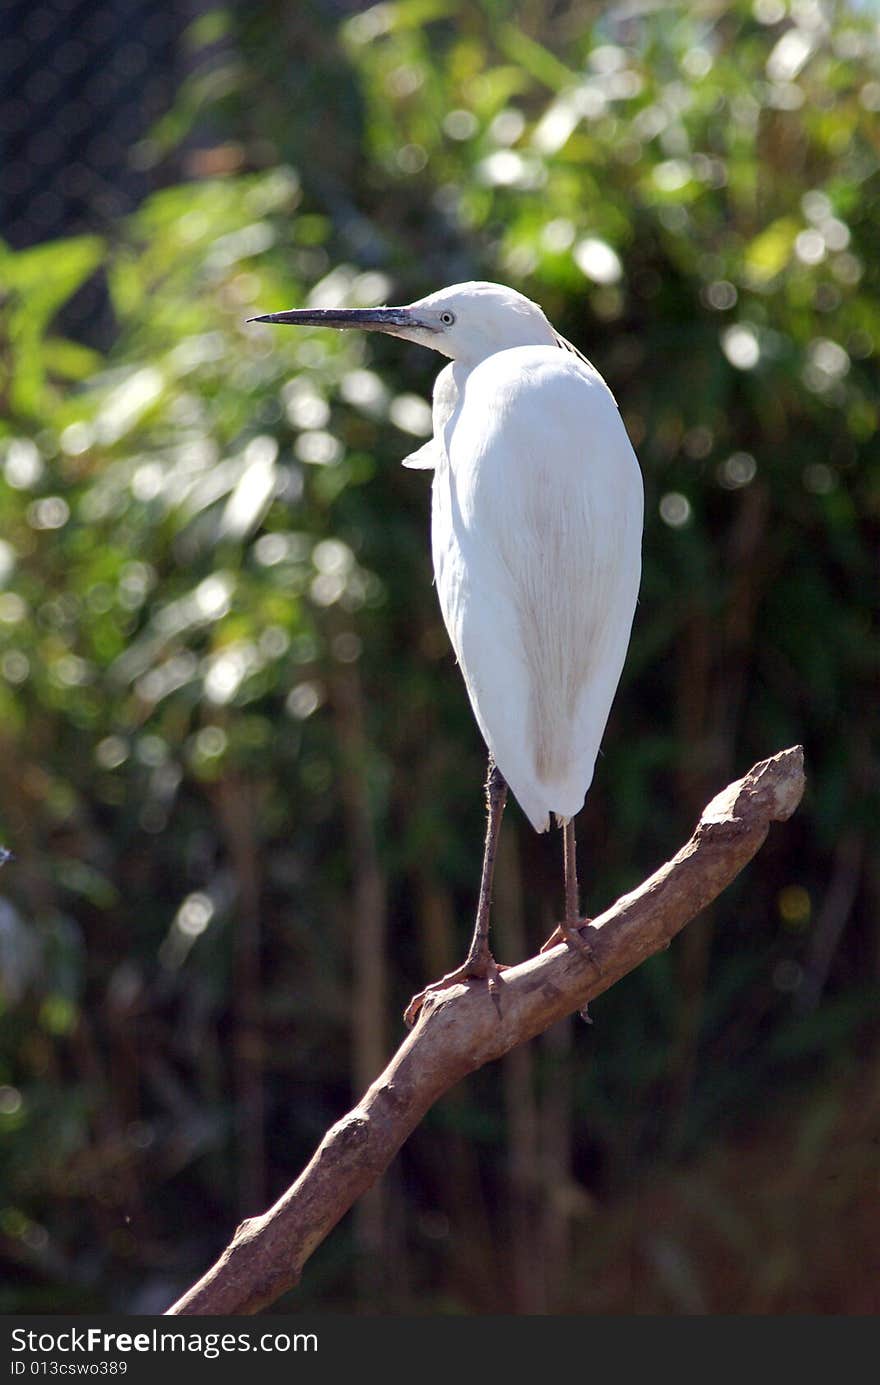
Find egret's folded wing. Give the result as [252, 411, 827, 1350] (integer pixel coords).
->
[401, 440, 437, 469]
[432, 346, 642, 831]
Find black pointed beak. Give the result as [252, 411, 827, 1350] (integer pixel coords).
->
[247, 306, 431, 333]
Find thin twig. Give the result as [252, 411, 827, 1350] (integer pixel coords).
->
[166, 746, 805, 1316]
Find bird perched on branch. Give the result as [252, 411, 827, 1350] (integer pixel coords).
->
[250, 281, 643, 1025]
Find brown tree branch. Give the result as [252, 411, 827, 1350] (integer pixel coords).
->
[166, 746, 805, 1316]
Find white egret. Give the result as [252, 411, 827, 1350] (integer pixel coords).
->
[250, 282, 643, 1025]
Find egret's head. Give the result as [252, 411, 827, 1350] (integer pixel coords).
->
[249, 281, 558, 366]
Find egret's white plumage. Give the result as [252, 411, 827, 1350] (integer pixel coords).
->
[251, 279, 643, 1019]
[428, 343, 642, 831]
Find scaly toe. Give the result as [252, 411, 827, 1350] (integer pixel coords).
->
[404, 954, 508, 1027]
[540, 918, 597, 965]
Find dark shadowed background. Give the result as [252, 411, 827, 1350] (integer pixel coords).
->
[0, 0, 878, 1315]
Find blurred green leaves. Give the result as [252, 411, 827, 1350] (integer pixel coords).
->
[1, 235, 105, 414]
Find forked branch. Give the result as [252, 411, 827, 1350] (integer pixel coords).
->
[167, 746, 805, 1316]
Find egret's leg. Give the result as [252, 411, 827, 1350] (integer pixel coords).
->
[540, 817, 595, 959]
[404, 758, 508, 1027]
[563, 818, 579, 925]
[467, 759, 508, 966]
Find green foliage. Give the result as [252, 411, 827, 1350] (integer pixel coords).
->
[0, 0, 877, 1313]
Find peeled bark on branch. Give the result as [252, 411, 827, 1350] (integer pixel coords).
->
[166, 746, 805, 1317]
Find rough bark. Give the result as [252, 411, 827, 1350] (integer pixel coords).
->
[166, 746, 805, 1316]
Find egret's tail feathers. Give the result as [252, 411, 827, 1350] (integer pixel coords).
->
[500, 768, 588, 835]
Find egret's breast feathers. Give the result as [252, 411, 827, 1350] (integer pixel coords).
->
[402, 364, 459, 470]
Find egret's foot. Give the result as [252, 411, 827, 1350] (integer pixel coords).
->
[404, 951, 507, 1028]
[540, 917, 598, 966]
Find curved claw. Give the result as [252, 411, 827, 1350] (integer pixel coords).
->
[539, 917, 598, 965]
[404, 954, 508, 1028]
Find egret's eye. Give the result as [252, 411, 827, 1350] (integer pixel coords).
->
[439, 311, 456, 326]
